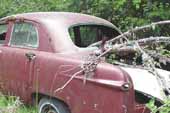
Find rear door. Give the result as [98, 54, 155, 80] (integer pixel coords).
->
[0, 23, 8, 90]
[2, 21, 39, 101]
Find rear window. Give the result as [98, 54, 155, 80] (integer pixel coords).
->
[69, 25, 119, 47]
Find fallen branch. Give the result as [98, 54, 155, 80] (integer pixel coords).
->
[90, 20, 170, 47]
[108, 36, 170, 57]
[109, 20, 170, 43]
[54, 70, 83, 93]
[104, 36, 170, 95]
[146, 50, 170, 63]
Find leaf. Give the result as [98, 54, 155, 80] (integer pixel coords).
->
[146, 99, 158, 113]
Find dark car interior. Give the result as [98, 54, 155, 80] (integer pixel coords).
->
[0, 24, 7, 44]
[0, 32, 6, 40]
[69, 25, 119, 47]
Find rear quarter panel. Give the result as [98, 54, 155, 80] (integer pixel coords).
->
[32, 51, 135, 113]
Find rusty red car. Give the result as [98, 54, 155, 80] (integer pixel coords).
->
[0, 12, 168, 113]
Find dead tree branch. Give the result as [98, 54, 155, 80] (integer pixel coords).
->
[109, 20, 170, 44]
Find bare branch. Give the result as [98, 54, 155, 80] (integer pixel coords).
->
[108, 20, 170, 43]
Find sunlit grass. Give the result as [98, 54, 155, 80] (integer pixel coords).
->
[16, 106, 37, 113]
[0, 94, 38, 113]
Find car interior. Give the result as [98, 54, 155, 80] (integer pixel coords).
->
[0, 24, 7, 44]
[69, 25, 119, 47]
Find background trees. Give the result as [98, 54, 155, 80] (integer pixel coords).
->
[0, 0, 170, 31]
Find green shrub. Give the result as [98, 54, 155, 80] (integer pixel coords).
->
[147, 98, 170, 113]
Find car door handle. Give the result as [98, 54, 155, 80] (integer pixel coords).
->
[25, 52, 36, 61]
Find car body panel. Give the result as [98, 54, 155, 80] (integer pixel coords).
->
[121, 67, 168, 101]
[30, 51, 135, 113]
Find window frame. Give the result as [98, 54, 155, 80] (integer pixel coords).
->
[9, 21, 39, 49]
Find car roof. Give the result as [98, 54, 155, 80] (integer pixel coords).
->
[0, 12, 117, 53]
[0, 12, 114, 28]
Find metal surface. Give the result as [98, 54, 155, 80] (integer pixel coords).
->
[121, 67, 170, 101]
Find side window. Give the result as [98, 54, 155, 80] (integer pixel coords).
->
[69, 25, 118, 47]
[79, 26, 98, 47]
[0, 24, 7, 45]
[10, 22, 38, 48]
[69, 26, 100, 47]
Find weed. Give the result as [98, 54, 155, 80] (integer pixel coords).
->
[0, 94, 38, 113]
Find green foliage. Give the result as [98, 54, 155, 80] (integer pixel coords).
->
[0, 95, 16, 107]
[146, 99, 158, 113]
[132, 0, 142, 9]
[147, 98, 170, 113]
[0, 0, 170, 31]
[0, 94, 37, 113]
[160, 49, 170, 57]
[16, 106, 37, 113]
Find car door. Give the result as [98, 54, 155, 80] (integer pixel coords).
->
[2, 21, 39, 101]
[0, 23, 8, 90]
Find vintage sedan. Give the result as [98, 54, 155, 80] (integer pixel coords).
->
[0, 12, 165, 113]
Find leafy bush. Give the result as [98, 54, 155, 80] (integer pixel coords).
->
[147, 98, 170, 113]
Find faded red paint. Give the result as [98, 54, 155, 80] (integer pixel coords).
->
[0, 12, 149, 113]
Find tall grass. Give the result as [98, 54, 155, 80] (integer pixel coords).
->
[0, 94, 37, 113]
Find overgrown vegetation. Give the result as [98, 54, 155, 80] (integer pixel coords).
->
[0, 94, 37, 113]
[147, 98, 170, 113]
[1, 0, 170, 31]
[0, 0, 170, 113]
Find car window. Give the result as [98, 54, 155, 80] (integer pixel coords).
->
[69, 25, 118, 47]
[0, 24, 7, 45]
[79, 26, 98, 47]
[10, 22, 38, 48]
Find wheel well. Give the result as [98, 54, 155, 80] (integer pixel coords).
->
[31, 93, 70, 109]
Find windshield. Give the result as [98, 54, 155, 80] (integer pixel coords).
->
[69, 25, 119, 47]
